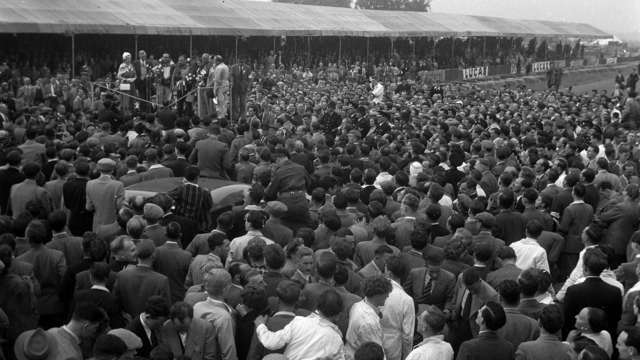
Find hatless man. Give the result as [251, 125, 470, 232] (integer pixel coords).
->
[405, 306, 453, 360]
[159, 302, 216, 360]
[516, 304, 576, 360]
[193, 268, 237, 360]
[254, 289, 345, 360]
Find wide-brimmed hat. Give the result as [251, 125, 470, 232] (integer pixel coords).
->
[14, 329, 58, 360]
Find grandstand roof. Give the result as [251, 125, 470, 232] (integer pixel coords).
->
[0, 0, 610, 39]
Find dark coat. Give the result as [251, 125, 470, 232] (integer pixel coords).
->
[114, 265, 171, 317]
[404, 267, 455, 311]
[127, 315, 160, 358]
[73, 287, 126, 328]
[496, 308, 539, 349]
[562, 277, 622, 339]
[62, 177, 93, 236]
[516, 334, 576, 360]
[494, 210, 526, 245]
[153, 242, 192, 303]
[599, 200, 640, 257]
[456, 331, 514, 360]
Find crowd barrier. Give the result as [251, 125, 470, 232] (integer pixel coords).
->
[422, 57, 632, 84]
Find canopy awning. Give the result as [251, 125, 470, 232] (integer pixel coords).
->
[0, 0, 611, 39]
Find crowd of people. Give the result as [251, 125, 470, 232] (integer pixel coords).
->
[1, 43, 640, 360]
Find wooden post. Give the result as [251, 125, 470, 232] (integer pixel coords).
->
[307, 36, 311, 67]
[390, 37, 394, 57]
[366, 37, 369, 61]
[235, 36, 239, 64]
[339, 37, 342, 64]
[189, 35, 193, 59]
[483, 36, 487, 58]
[71, 33, 75, 78]
[134, 35, 138, 56]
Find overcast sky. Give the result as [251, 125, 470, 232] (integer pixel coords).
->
[430, 0, 639, 35]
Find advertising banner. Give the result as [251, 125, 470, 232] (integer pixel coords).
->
[462, 66, 489, 80]
[531, 61, 551, 73]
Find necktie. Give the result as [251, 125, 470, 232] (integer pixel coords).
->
[461, 290, 473, 319]
[423, 275, 433, 297]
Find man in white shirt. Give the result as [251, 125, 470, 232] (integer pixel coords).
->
[382, 256, 415, 360]
[510, 220, 550, 272]
[254, 289, 345, 360]
[406, 305, 453, 360]
[346, 275, 392, 359]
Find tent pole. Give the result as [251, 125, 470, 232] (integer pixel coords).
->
[134, 35, 138, 56]
[413, 38, 416, 57]
[307, 36, 311, 67]
[390, 38, 394, 57]
[71, 34, 75, 79]
[189, 35, 193, 59]
[235, 36, 239, 64]
[339, 37, 342, 65]
[366, 37, 369, 61]
[483, 36, 486, 58]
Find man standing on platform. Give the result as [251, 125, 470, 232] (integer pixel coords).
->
[197, 53, 214, 119]
[134, 50, 150, 112]
[213, 55, 230, 119]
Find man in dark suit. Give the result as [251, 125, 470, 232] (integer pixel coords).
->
[581, 168, 600, 213]
[558, 183, 594, 281]
[154, 195, 199, 249]
[404, 251, 455, 313]
[262, 202, 294, 248]
[140, 148, 174, 182]
[133, 50, 151, 112]
[494, 191, 525, 245]
[425, 205, 450, 243]
[17, 220, 67, 329]
[598, 184, 640, 268]
[127, 295, 170, 358]
[616, 235, 640, 290]
[517, 269, 545, 320]
[159, 302, 216, 360]
[516, 304, 575, 360]
[447, 268, 499, 351]
[189, 124, 231, 179]
[119, 155, 143, 187]
[496, 280, 539, 349]
[563, 247, 622, 339]
[401, 230, 427, 271]
[456, 301, 514, 360]
[154, 222, 192, 303]
[73, 262, 125, 328]
[299, 251, 336, 312]
[551, 173, 579, 218]
[0, 150, 25, 215]
[114, 239, 171, 317]
[46, 210, 84, 269]
[162, 142, 191, 178]
[487, 246, 522, 289]
[472, 213, 506, 269]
